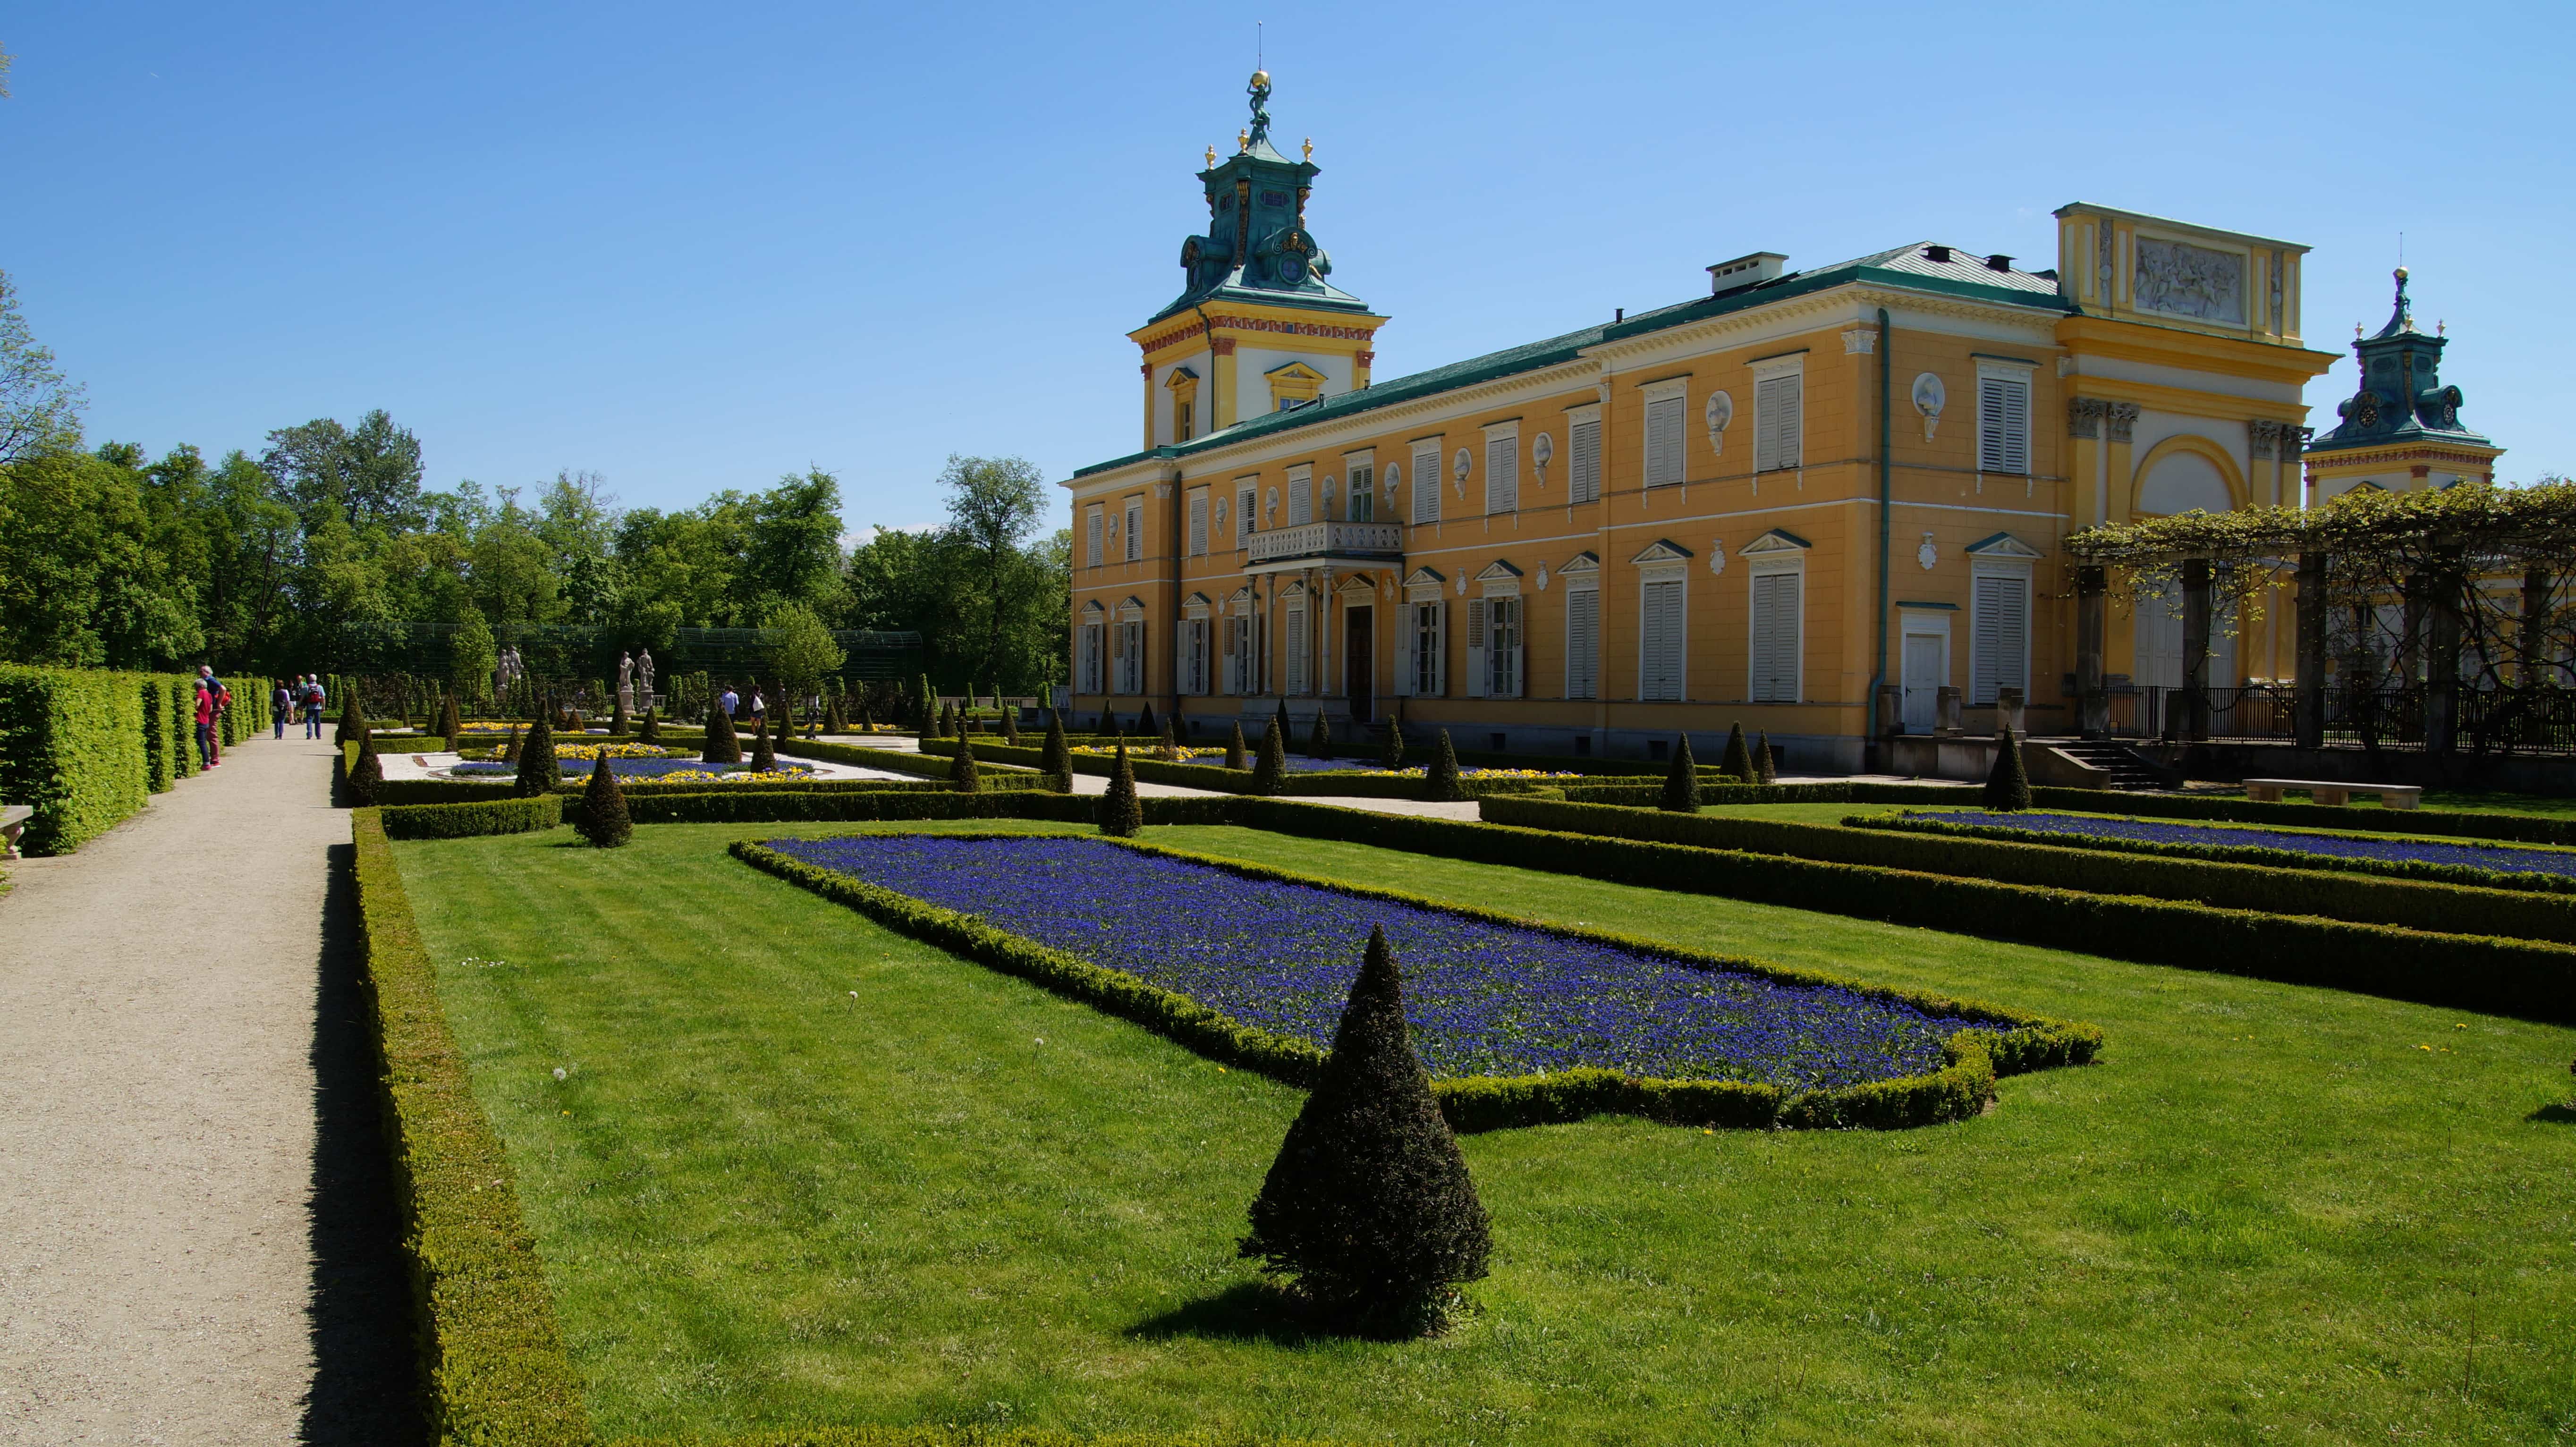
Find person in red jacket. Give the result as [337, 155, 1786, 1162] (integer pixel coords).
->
[194, 680, 219, 770]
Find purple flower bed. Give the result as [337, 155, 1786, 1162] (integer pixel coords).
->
[1914, 811, 2576, 880]
[451, 757, 814, 779]
[767, 835, 1974, 1088]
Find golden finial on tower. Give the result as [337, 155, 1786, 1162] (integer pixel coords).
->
[1237, 128, 1249, 152]
[1302, 137, 1313, 161]
[1205, 144, 1217, 168]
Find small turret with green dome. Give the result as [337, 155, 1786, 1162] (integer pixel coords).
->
[2309, 268, 2493, 457]
[1157, 72, 1372, 325]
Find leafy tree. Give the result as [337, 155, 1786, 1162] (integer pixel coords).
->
[577, 753, 632, 847]
[1238, 925, 1491, 1334]
[0, 269, 86, 465]
[449, 608, 497, 709]
[1660, 735, 1700, 812]
[765, 601, 845, 701]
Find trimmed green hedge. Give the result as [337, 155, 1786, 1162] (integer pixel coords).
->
[1858, 811, 2576, 898]
[585, 788, 1102, 829]
[1558, 779, 1979, 806]
[736, 833, 2097, 1132]
[1477, 795, 2576, 946]
[914, 737, 1569, 799]
[350, 766, 1058, 809]
[1424, 796, 2576, 1022]
[378, 794, 565, 840]
[350, 808, 590, 1443]
[0, 666, 157, 855]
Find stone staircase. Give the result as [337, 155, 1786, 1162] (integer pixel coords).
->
[2043, 738, 2175, 790]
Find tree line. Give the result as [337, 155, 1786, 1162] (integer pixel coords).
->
[0, 269, 1068, 691]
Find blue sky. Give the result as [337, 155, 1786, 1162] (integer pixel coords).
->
[5, 1, 2568, 536]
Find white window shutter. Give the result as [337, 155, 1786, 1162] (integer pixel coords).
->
[1465, 598, 1488, 698]
[1640, 579, 1683, 700]
[1570, 419, 1602, 504]
[1566, 587, 1598, 699]
[1285, 604, 1308, 695]
[1125, 501, 1143, 561]
[1757, 376, 1802, 471]
[1237, 487, 1254, 543]
[1188, 493, 1208, 556]
[1511, 642, 1525, 699]
[1972, 572, 2029, 704]
[1750, 572, 1801, 702]
[1412, 448, 1441, 523]
[1085, 508, 1103, 567]
[1395, 605, 1415, 697]
[1436, 600, 1450, 696]
[1645, 396, 1684, 488]
[1486, 436, 1517, 514]
[1979, 377, 2031, 474]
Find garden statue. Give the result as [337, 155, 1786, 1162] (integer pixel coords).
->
[617, 652, 636, 712]
[637, 648, 655, 707]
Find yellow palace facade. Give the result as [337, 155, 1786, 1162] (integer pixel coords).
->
[1062, 76, 2337, 769]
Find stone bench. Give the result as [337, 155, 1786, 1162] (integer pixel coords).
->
[1, 803, 30, 859]
[2243, 779, 2422, 810]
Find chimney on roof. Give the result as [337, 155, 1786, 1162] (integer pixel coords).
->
[1986, 254, 2013, 272]
[1706, 252, 1788, 296]
[1923, 245, 1951, 263]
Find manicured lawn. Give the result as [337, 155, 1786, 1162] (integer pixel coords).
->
[393, 820, 2576, 1445]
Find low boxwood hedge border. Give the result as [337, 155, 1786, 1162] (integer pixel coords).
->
[378, 793, 565, 840]
[1438, 795, 2576, 1023]
[1855, 810, 2576, 898]
[735, 833, 2097, 1133]
[1555, 779, 1979, 806]
[349, 807, 590, 1444]
[911, 737, 1569, 799]
[348, 767, 1057, 809]
[1475, 795, 2576, 946]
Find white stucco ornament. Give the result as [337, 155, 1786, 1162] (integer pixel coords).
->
[1531, 431, 1554, 487]
[1911, 372, 1946, 442]
[1323, 475, 1339, 515]
[1708, 540, 1726, 575]
[1704, 391, 1735, 454]
[1452, 447, 1472, 496]
[1455, 571, 1468, 595]
[1535, 562, 1550, 590]
[1918, 532, 1939, 570]
[1383, 462, 1400, 505]
[1264, 486, 1279, 525]
[1214, 496, 1228, 530]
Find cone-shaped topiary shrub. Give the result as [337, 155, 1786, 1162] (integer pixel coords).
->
[1275, 698, 1292, 742]
[1717, 721, 1754, 783]
[514, 711, 559, 796]
[1754, 729, 1779, 784]
[1307, 711, 1334, 761]
[703, 706, 741, 764]
[949, 733, 980, 792]
[437, 692, 463, 745]
[338, 694, 366, 747]
[823, 692, 847, 734]
[1226, 720, 1250, 771]
[1135, 701, 1157, 739]
[577, 752, 632, 847]
[637, 708, 660, 745]
[610, 695, 630, 736]
[1422, 729, 1467, 803]
[500, 725, 522, 763]
[853, 699, 873, 732]
[1002, 705, 1020, 745]
[1099, 737, 1143, 837]
[750, 709, 778, 772]
[1660, 734, 1700, 812]
[1985, 726, 2033, 812]
[1040, 710, 1074, 792]
[1156, 715, 1178, 761]
[348, 732, 384, 807]
[1379, 713, 1406, 770]
[1238, 925, 1491, 1335]
[1252, 716, 1289, 795]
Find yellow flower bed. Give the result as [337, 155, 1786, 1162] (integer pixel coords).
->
[555, 742, 687, 761]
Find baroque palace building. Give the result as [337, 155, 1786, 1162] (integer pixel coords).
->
[1062, 75, 2340, 768]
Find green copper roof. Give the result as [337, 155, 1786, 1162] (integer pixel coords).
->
[2306, 269, 2494, 457]
[1076, 243, 2070, 479]
[1147, 74, 1370, 325]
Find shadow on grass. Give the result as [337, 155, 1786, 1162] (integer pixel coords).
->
[1128, 1282, 1341, 1346]
[2526, 1101, 2576, 1125]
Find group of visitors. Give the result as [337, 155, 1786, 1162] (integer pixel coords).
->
[286, 675, 328, 738]
[192, 666, 232, 770]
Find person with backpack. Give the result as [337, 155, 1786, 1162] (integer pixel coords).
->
[194, 680, 219, 770]
[272, 680, 293, 740]
[304, 677, 327, 738]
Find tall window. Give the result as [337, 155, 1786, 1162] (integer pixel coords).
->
[1564, 584, 1600, 699]
[1347, 463, 1374, 520]
[1411, 444, 1442, 524]
[1078, 621, 1105, 693]
[1123, 498, 1143, 562]
[1972, 569, 2032, 704]
[1749, 568, 1802, 702]
[1187, 490, 1208, 556]
[1116, 617, 1146, 694]
[1485, 432, 1518, 514]
[1175, 399, 1195, 442]
[1284, 599, 1309, 695]
[1978, 370, 2032, 474]
[1223, 613, 1250, 694]
[1237, 483, 1256, 544]
[1755, 373, 1803, 472]
[1410, 600, 1445, 696]
[1569, 414, 1602, 504]
[1085, 505, 1104, 569]
[1644, 390, 1686, 488]
[1182, 617, 1209, 694]
[1639, 577, 1685, 700]
[1485, 596, 1522, 697]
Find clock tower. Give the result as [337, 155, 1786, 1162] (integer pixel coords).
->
[1128, 72, 1388, 448]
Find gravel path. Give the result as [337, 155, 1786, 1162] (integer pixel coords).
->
[0, 735, 420, 1445]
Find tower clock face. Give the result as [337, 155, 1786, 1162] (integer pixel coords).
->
[1276, 255, 1305, 284]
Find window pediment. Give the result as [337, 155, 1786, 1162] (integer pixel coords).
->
[1629, 538, 1695, 566]
[1739, 528, 1813, 556]
[1964, 531, 2044, 559]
